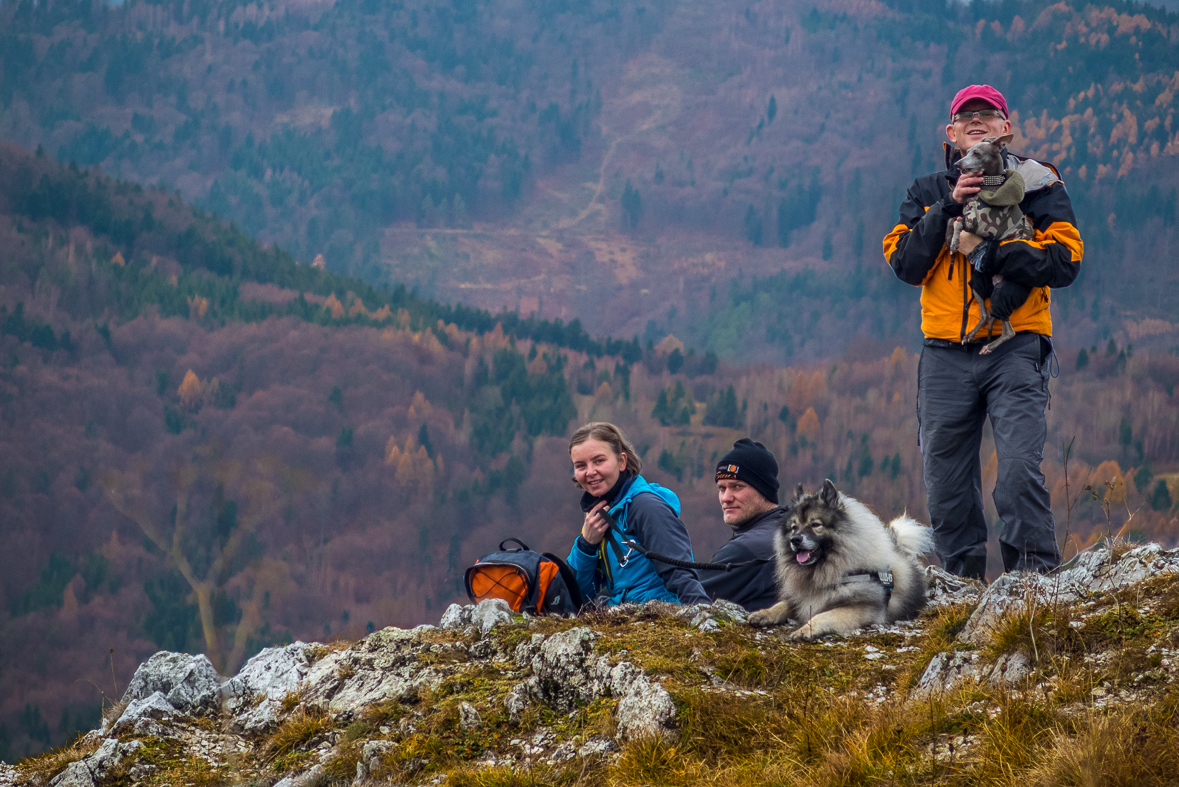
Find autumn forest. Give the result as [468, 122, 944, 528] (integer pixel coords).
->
[2, 0, 1179, 764]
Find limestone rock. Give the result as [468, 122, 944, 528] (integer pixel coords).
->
[960, 545, 1179, 646]
[530, 627, 602, 712]
[957, 571, 1056, 645]
[924, 566, 985, 608]
[440, 603, 474, 630]
[301, 627, 448, 715]
[1057, 543, 1179, 597]
[504, 677, 540, 719]
[272, 764, 323, 787]
[221, 643, 312, 732]
[986, 651, 1029, 686]
[610, 663, 677, 740]
[458, 701, 481, 730]
[911, 651, 981, 700]
[576, 738, 617, 757]
[47, 761, 95, 787]
[674, 599, 748, 630]
[709, 599, 749, 624]
[471, 598, 513, 636]
[120, 652, 223, 714]
[356, 740, 393, 780]
[48, 738, 144, 787]
[111, 691, 179, 736]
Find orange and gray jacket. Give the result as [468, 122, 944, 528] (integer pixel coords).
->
[882, 144, 1083, 341]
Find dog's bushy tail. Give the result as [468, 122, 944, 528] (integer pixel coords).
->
[887, 515, 935, 556]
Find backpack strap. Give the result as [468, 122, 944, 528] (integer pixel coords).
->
[542, 552, 586, 611]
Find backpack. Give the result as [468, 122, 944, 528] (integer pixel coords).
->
[464, 538, 583, 615]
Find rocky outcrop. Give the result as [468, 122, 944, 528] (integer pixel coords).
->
[6, 544, 1177, 787]
[220, 642, 313, 733]
[915, 543, 1179, 698]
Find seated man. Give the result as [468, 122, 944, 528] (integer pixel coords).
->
[699, 439, 784, 612]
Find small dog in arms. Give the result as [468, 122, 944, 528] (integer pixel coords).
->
[747, 480, 934, 640]
[947, 133, 1034, 354]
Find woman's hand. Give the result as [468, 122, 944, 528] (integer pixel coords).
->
[581, 500, 611, 545]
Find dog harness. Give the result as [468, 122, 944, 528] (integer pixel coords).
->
[841, 570, 895, 605]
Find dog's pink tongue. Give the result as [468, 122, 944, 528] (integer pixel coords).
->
[796, 551, 811, 564]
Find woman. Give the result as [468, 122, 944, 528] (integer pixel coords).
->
[567, 422, 710, 606]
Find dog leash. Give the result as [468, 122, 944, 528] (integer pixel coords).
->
[599, 509, 771, 573]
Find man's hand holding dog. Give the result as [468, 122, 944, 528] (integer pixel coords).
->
[952, 171, 984, 204]
[581, 500, 610, 545]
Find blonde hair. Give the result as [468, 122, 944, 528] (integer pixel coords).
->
[568, 421, 643, 481]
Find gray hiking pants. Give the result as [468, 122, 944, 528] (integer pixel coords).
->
[917, 333, 1060, 578]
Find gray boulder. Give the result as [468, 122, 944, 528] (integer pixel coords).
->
[48, 738, 145, 787]
[221, 643, 312, 732]
[439, 603, 474, 630]
[111, 692, 180, 736]
[911, 651, 982, 701]
[925, 566, 985, 608]
[300, 627, 449, 715]
[524, 627, 677, 739]
[529, 628, 603, 711]
[120, 652, 222, 714]
[458, 701, 481, 730]
[356, 740, 393, 780]
[959, 544, 1179, 646]
[607, 661, 678, 740]
[471, 598, 513, 636]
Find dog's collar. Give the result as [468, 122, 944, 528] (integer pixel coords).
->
[981, 174, 1006, 187]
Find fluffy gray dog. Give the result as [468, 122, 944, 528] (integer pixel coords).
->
[747, 480, 933, 640]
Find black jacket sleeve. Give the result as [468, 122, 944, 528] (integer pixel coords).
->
[994, 180, 1083, 289]
[628, 494, 711, 605]
[699, 540, 759, 607]
[885, 177, 960, 286]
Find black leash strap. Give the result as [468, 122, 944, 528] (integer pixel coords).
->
[598, 509, 770, 573]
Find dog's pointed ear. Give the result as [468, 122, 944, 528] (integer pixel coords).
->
[793, 483, 805, 502]
[980, 136, 999, 146]
[820, 478, 840, 509]
[996, 133, 1014, 147]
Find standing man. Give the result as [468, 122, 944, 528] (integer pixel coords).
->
[699, 439, 783, 611]
[882, 85, 1083, 579]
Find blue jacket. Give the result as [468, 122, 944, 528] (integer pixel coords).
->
[567, 474, 710, 606]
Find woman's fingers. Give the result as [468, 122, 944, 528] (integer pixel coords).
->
[581, 503, 611, 545]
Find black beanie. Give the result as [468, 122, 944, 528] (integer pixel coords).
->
[715, 439, 779, 505]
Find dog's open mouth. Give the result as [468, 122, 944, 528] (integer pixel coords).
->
[794, 550, 818, 566]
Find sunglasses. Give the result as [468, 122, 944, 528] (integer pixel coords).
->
[952, 109, 1006, 123]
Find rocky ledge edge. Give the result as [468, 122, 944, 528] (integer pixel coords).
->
[2, 542, 1176, 787]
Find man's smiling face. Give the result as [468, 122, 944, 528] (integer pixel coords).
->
[946, 98, 1012, 155]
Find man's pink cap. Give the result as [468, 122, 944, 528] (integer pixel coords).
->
[950, 85, 1009, 118]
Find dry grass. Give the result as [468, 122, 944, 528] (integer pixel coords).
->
[612, 735, 704, 787]
[102, 696, 130, 726]
[17, 736, 102, 782]
[446, 760, 601, 786]
[1027, 691, 1179, 786]
[264, 704, 330, 762]
[361, 697, 407, 726]
[280, 690, 303, 714]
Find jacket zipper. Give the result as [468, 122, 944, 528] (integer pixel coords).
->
[958, 255, 969, 342]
